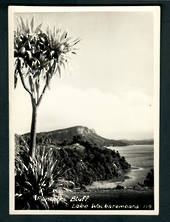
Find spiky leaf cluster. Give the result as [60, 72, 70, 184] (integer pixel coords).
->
[15, 145, 74, 210]
[14, 17, 80, 105]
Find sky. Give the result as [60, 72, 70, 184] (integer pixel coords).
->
[13, 9, 156, 140]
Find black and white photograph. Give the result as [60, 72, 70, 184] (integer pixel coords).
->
[9, 6, 160, 215]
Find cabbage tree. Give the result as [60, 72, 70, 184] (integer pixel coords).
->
[14, 17, 79, 158]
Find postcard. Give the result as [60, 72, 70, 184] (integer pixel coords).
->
[8, 6, 160, 215]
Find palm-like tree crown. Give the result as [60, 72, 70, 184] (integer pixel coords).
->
[14, 17, 80, 105]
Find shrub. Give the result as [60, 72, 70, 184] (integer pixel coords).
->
[115, 185, 124, 190]
[144, 169, 154, 187]
[15, 145, 73, 210]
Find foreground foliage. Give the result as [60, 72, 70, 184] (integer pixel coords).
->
[15, 137, 74, 210]
[16, 135, 131, 191]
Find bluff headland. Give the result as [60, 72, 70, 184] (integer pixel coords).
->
[21, 125, 153, 147]
[16, 126, 153, 187]
[15, 126, 131, 187]
[22, 125, 128, 147]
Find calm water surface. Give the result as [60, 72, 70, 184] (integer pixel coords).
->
[88, 145, 154, 189]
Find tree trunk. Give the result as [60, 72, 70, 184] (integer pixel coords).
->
[29, 103, 37, 158]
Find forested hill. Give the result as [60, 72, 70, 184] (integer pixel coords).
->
[15, 126, 131, 187]
[22, 126, 128, 147]
[15, 126, 151, 187]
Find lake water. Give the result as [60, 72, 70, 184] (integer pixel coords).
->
[88, 145, 154, 189]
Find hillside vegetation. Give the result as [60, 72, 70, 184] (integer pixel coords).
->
[15, 126, 131, 187]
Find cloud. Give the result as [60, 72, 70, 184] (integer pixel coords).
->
[14, 80, 153, 140]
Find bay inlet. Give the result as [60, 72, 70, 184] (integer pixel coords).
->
[87, 145, 154, 189]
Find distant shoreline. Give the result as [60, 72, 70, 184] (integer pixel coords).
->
[117, 140, 154, 146]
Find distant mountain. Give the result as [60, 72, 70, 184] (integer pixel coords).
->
[22, 126, 128, 147]
[19, 126, 153, 148]
[118, 139, 154, 145]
